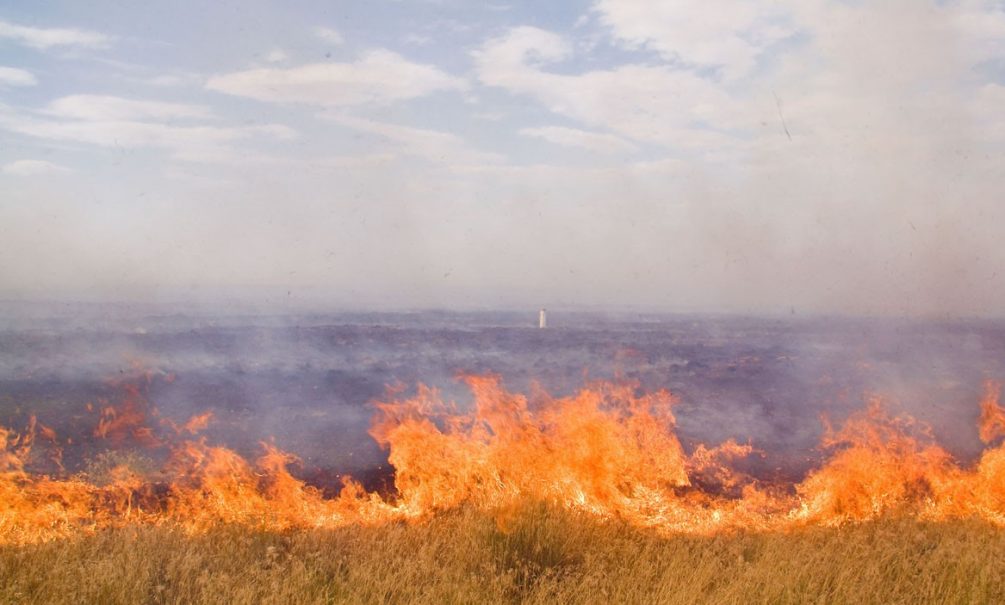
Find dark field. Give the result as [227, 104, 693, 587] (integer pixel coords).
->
[2, 303, 1004, 487]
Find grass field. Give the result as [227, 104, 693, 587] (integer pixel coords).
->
[2, 503, 1003, 605]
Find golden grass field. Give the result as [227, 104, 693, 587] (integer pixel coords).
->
[2, 503, 1003, 605]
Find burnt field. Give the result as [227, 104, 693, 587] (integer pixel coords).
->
[2, 304, 1003, 489]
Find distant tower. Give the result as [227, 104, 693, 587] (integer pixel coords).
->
[539, 308, 547, 329]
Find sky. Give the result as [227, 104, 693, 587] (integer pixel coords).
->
[0, 0, 1004, 316]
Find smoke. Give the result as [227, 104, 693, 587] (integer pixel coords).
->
[2, 307, 1003, 481]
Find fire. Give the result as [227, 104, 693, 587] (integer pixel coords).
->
[1, 373, 1005, 545]
[794, 400, 959, 523]
[369, 377, 692, 518]
[979, 381, 1005, 444]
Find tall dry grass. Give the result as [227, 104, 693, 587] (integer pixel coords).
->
[1, 503, 1003, 604]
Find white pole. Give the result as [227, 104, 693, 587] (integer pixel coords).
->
[539, 308, 547, 329]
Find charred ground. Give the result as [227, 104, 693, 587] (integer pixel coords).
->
[2, 306, 1003, 489]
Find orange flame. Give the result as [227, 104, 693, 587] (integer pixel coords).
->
[2, 374, 1005, 545]
[978, 381, 1005, 444]
[93, 376, 161, 446]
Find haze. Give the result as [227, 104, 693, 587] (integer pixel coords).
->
[1, 0, 1004, 316]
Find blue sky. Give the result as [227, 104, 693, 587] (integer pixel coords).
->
[1, 1, 1004, 315]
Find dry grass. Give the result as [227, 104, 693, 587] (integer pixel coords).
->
[2, 503, 1003, 604]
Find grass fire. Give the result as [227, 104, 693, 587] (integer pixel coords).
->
[2, 369, 1004, 603]
[6, 0, 1005, 601]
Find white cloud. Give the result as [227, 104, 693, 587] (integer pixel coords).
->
[140, 73, 202, 87]
[460, 6, 1005, 315]
[43, 95, 212, 121]
[315, 27, 344, 45]
[473, 26, 740, 150]
[519, 125, 637, 153]
[1, 112, 291, 153]
[324, 114, 502, 166]
[758, 0, 1005, 154]
[477, 2, 1005, 157]
[404, 33, 434, 47]
[0, 95, 295, 161]
[2, 159, 71, 176]
[475, 26, 571, 75]
[0, 66, 37, 87]
[264, 48, 288, 63]
[0, 19, 110, 50]
[593, 0, 794, 79]
[936, 0, 1005, 64]
[207, 50, 465, 106]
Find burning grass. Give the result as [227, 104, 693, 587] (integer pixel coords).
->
[1, 504, 1003, 604]
[3, 375, 1005, 544]
[3, 373, 1005, 601]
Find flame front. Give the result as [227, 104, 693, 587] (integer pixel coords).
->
[2, 374, 1005, 545]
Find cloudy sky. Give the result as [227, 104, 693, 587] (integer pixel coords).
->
[1, 1, 1004, 316]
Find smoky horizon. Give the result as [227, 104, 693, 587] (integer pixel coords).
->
[1, 2, 1004, 316]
